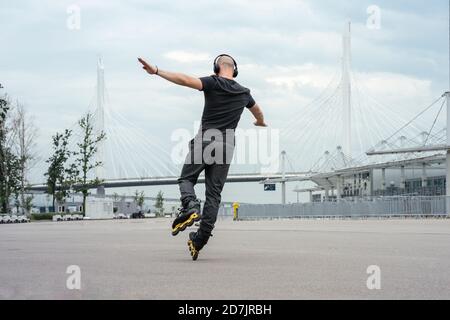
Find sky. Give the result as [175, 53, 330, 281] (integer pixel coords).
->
[0, 0, 448, 204]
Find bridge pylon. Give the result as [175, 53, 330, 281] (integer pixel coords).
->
[96, 57, 105, 197]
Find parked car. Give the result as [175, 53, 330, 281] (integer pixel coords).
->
[10, 215, 19, 223]
[2, 216, 12, 224]
[30, 208, 40, 214]
[114, 213, 127, 219]
[62, 215, 73, 221]
[131, 211, 145, 219]
[144, 213, 156, 218]
[52, 215, 63, 222]
[18, 215, 30, 223]
[72, 214, 83, 220]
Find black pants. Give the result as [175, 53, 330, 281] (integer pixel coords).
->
[178, 137, 233, 235]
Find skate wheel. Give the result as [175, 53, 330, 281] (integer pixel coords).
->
[187, 240, 199, 261]
[171, 229, 179, 236]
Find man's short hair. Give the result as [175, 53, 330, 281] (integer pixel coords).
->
[217, 55, 235, 69]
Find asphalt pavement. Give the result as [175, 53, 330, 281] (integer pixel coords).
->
[1, 218, 449, 299]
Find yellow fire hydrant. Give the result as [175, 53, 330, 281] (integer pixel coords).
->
[232, 202, 240, 221]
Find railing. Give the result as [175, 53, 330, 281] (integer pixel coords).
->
[238, 196, 449, 220]
[217, 205, 234, 220]
[372, 186, 445, 197]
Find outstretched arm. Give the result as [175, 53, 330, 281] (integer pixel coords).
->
[248, 103, 267, 127]
[138, 57, 203, 90]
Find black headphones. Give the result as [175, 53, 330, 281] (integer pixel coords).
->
[213, 54, 238, 78]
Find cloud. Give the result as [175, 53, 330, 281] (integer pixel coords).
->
[163, 50, 211, 63]
[264, 63, 339, 91]
[1, 0, 447, 204]
[356, 71, 433, 102]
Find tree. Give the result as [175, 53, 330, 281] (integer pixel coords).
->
[155, 190, 164, 217]
[112, 192, 120, 202]
[0, 85, 9, 212]
[134, 190, 145, 211]
[0, 84, 8, 121]
[11, 102, 38, 215]
[72, 113, 106, 214]
[1, 86, 38, 214]
[24, 194, 34, 213]
[6, 151, 21, 214]
[0, 86, 21, 213]
[45, 129, 73, 211]
[112, 192, 121, 213]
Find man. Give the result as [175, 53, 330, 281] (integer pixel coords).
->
[138, 54, 267, 260]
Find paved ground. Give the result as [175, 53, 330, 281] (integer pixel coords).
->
[1, 218, 450, 299]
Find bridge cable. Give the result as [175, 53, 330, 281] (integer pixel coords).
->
[424, 98, 446, 146]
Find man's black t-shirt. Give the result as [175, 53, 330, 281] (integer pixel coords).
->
[199, 75, 255, 132]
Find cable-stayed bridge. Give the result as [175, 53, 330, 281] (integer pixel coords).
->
[28, 22, 449, 206]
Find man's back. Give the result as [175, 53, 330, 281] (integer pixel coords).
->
[200, 75, 255, 132]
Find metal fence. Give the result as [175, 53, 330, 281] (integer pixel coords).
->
[238, 196, 449, 220]
[218, 205, 234, 220]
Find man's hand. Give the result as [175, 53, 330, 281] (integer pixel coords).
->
[254, 121, 268, 127]
[138, 57, 202, 90]
[249, 104, 267, 127]
[138, 57, 157, 75]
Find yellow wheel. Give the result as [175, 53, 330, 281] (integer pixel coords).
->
[187, 240, 199, 261]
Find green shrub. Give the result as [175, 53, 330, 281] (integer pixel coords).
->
[30, 212, 85, 221]
[31, 213, 54, 221]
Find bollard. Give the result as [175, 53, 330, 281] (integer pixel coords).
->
[232, 202, 240, 221]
